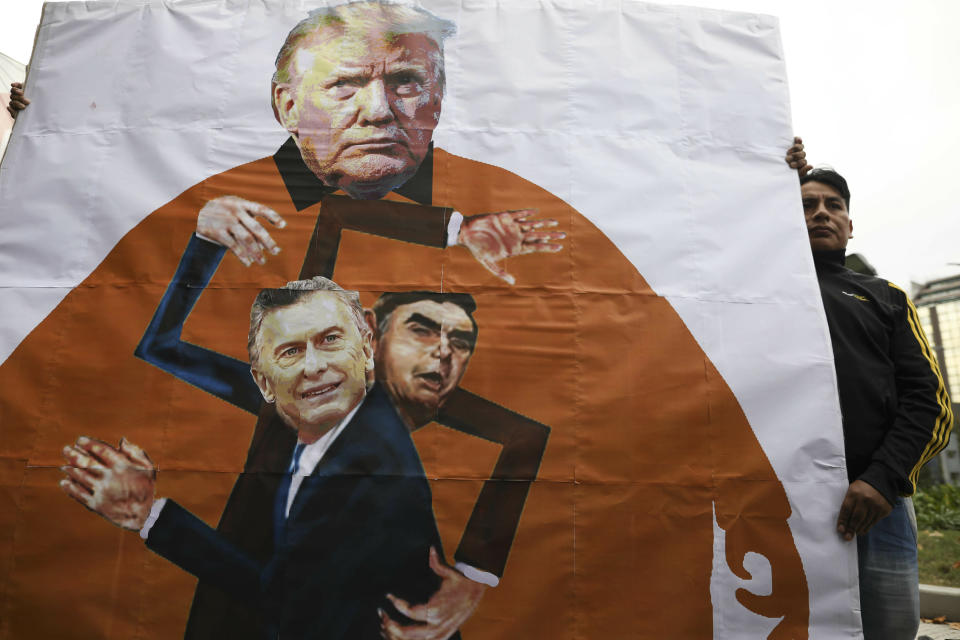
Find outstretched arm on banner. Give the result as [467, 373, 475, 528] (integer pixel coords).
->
[198, 194, 564, 285]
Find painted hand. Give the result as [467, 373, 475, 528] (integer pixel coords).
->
[380, 547, 487, 640]
[59, 437, 157, 531]
[197, 195, 286, 267]
[458, 209, 565, 285]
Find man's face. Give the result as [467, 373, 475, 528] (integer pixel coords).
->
[375, 300, 476, 423]
[252, 292, 373, 439]
[278, 29, 443, 199]
[802, 181, 853, 252]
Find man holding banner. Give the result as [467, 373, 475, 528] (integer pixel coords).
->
[787, 141, 953, 638]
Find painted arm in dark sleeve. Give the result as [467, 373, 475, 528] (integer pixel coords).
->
[146, 499, 263, 604]
[134, 234, 261, 415]
[296, 195, 450, 279]
[437, 388, 550, 580]
[312, 195, 567, 285]
[859, 285, 954, 503]
[326, 195, 452, 247]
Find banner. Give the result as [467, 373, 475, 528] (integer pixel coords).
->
[0, 1, 859, 637]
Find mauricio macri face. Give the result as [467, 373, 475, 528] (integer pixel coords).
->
[375, 300, 476, 426]
[251, 291, 374, 442]
[275, 28, 444, 199]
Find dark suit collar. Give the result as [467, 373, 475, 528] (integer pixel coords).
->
[272, 137, 336, 211]
[303, 384, 400, 475]
[272, 136, 435, 210]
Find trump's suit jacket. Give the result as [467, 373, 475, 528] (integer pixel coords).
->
[145, 384, 450, 640]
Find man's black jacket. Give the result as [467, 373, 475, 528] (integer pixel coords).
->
[814, 249, 953, 504]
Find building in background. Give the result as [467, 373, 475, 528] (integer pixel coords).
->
[914, 273, 960, 485]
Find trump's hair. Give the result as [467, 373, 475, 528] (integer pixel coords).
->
[247, 276, 368, 365]
[272, 1, 457, 87]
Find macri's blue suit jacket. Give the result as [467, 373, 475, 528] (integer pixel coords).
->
[145, 384, 449, 640]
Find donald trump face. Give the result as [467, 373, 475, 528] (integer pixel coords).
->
[271, 3, 452, 199]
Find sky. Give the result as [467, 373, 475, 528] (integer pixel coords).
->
[1, 0, 958, 290]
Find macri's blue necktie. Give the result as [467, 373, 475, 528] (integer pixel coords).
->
[277, 442, 306, 522]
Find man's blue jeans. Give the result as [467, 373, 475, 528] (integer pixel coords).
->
[857, 497, 919, 640]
